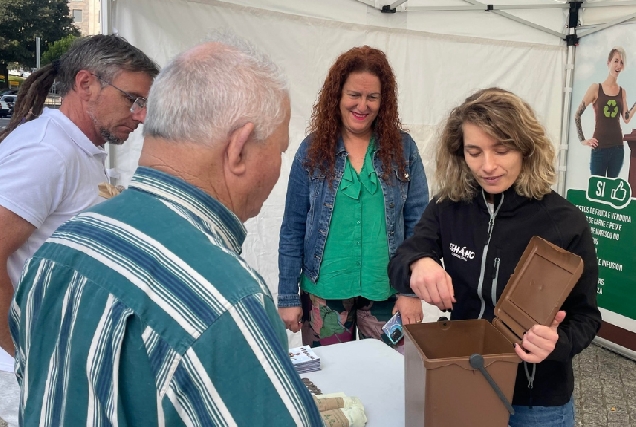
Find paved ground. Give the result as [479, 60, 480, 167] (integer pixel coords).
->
[573, 343, 636, 426]
[0, 342, 633, 426]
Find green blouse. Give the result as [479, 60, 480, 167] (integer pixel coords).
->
[300, 139, 395, 301]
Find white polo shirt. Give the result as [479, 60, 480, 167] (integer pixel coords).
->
[0, 108, 108, 371]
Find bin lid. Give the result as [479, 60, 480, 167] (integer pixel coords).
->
[493, 236, 583, 344]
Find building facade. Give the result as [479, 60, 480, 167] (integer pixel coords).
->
[68, 0, 101, 36]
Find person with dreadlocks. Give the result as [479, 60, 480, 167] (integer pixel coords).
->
[0, 34, 158, 377]
[277, 46, 429, 349]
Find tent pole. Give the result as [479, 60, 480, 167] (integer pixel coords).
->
[388, 0, 407, 10]
[460, 0, 564, 38]
[101, 0, 110, 35]
[386, 1, 636, 11]
[557, 28, 577, 196]
[405, 3, 568, 11]
[556, 2, 582, 196]
[581, 1, 636, 7]
[577, 11, 636, 38]
[102, 0, 119, 184]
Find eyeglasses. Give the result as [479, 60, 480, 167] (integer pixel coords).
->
[94, 74, 147, 114]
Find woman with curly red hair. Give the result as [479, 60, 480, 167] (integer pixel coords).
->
[277, 46, 429, 348]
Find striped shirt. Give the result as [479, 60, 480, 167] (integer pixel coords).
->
[10, 167, 324, 427]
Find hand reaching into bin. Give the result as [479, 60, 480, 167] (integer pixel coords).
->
[409, 257, 456, 311]
[514, 310, 566, 363]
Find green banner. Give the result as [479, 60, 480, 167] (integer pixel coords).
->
[567, 177, 636, 321]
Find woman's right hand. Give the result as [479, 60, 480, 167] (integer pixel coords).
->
[278, 307, 303, 333]
[409, 257, 456, 311]
[582, 138, 598, 148]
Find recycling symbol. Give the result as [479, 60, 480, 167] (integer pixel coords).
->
[604, 99, 618, 118]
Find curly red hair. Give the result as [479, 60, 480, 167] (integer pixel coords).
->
[306, 46, 406, 181]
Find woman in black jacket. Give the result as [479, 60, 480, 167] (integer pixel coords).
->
[389, 88, 601, 427]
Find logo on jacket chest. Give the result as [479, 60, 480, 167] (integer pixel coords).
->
[449, 243, 475, 261]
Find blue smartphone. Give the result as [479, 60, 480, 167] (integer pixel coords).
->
[382, 311, 404, 345]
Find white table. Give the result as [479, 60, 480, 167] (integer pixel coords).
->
[303, 339, 404, 427]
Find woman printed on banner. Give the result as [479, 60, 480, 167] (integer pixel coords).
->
[574, 46, 636, 178]
[389, 88, 601, 427]
[277, 46, 429, 349]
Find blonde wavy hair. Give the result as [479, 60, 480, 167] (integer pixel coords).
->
[435, 87, 556, 202]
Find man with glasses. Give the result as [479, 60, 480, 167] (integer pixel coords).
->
[0, 34, 158, 427]
[91, 73, 150, 143]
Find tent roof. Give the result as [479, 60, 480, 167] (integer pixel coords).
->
[213, 0, 636, 46]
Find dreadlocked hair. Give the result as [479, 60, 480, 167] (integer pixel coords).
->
[0, 63, 57, 143]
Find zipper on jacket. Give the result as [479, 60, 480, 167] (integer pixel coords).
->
[477, 191, 504, 319]
[490, 257, 500, 308]
[524, 361, 536, 409]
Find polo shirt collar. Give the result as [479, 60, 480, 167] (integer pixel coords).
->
[42, 108, 106, 158]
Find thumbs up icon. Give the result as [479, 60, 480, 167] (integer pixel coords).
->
[611, 181, 627, 202]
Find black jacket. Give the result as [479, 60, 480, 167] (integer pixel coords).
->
[389, 187, 601, 406]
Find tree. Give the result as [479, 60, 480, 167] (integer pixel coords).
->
[41, 34, 77, 66]
[0, 0, 80, 87]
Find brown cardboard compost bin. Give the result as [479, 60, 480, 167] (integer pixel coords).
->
[403, 236, 584, 427]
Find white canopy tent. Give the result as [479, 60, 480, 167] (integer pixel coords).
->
[103, 0, 636, 354]
[4, 4, 636, 426]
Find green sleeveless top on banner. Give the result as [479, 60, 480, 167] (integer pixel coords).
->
[300, 139, 395, 301]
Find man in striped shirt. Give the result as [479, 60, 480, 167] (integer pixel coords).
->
[10, 33, 323, 426]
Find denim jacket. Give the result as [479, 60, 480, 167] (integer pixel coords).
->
[277, 132, 429, 308]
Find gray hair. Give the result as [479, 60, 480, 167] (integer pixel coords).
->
[143, 31, 289, 144]
[56, 34, 160, 96]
